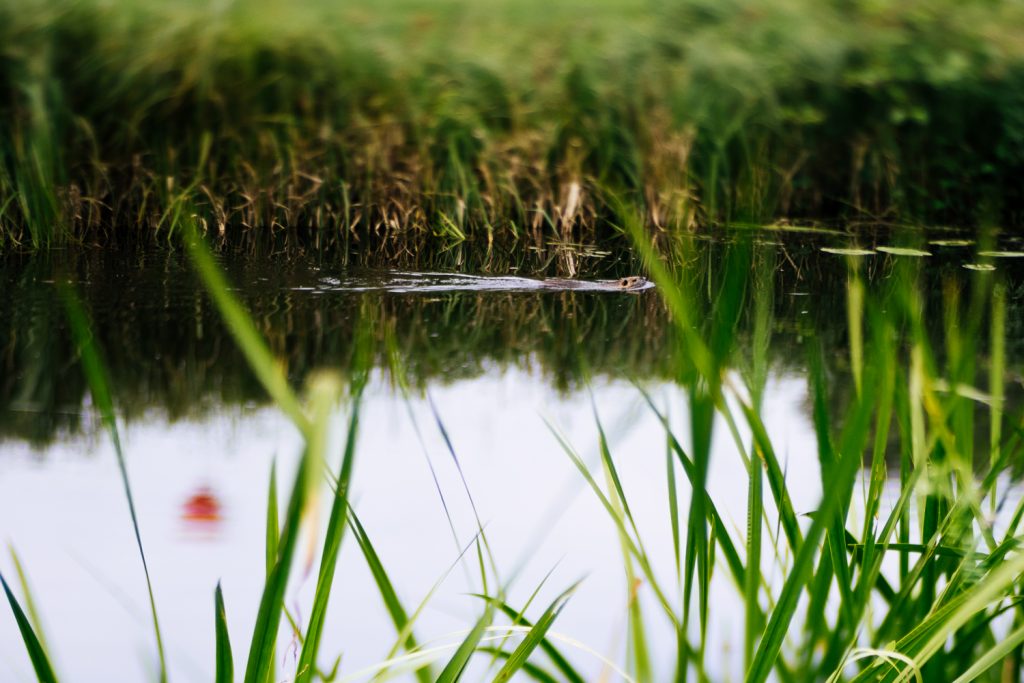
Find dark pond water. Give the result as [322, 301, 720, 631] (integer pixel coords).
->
[1, 231, 1023, 680]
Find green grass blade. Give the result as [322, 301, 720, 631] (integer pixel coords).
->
[182, 219, 309, 435]
[616, 200, 714, 379]
[491, 583, 580, 683]
[591, 399, 655, 680]
[481, 566, 555, 673]
[666, 435, 682, 584]
[348, 509, 433, 683]
[852, 551, 1024, 682]
[989, 282, 1005, 513]
[476, 598, 587, 683]
[593, 400, 647, 556]
[215, 582, 233, 683]
[436, 605, 494, 683]
[374, 532, 485, 678]
[266, 461, 279, 576]
[1, 572, 58, 683]
[427, 395, 501, 592]
[739, 402, 803, 554]
[60, 284, 168, 683]
[685, 390, 713, 670]
[545, 417, 679, 627]
[296, 393, 363, 683]
[639, 391, 745, 588]
[808, 343, 856, 635]
[799, 550, 835, 677]
[601, 461, 652, 683]
[262, 460, 278, 683]
[245, 375, 338, 683]
[244, 451, 310, 683]
[665, 432, 687, 678]
[744, 436, 763, 672]
[9, 546, 51, 661]
[478, 648, 560, 683]
[951, 620, 1024, 683]
[746, 367, 875, 683]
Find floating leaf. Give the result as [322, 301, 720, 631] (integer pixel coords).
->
[762, 224, 846, 236]
[821, 247, 875, 256]
[928, 239, 974, 247]
[876, 246, 932, 257]
[963, 263, 996, 272]
[977, 250, 1024, 258]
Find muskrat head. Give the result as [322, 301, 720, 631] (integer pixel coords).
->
[617, 276, 649, 290]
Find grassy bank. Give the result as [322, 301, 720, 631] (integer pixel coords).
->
[2, 0, 1024, 251]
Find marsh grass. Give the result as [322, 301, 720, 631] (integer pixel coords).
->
[2, 0, 1024, 250]
[61, 283, 169, 682]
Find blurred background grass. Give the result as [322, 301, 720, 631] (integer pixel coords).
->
[2, 0, 1024, 251]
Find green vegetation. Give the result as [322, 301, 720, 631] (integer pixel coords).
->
[4, 217, 1024, 680]
[4, 0, 1024, 677]
[2, 0, 1024, 251]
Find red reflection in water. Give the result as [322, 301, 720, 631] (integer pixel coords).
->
[181, 486, 224, 535]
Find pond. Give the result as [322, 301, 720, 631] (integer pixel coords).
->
[1, 231, 1023, 681]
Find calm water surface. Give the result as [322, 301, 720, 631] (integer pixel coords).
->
[1, 233, 1023, 681]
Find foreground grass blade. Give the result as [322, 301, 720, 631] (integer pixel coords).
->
[545, 418, 679, 626]
[478, 648, 560, 683]
[492, 583, 580, 683]
[244, 451, 310, 683]
[477, 599, 587, 683]
[436, 605, 495, 683]
[296, 393, 363, 683]
[744, 430, 763, 672]
[182, 218, 309, 434]
[853, 550, 1024, 682]
[740, 403, 803, 554]
[951, 620, 1024, 683]
[746, 359, 876, 683]
[479, 567, 555, 674]
[1, 572, 58, 683]
[374, 531, 486, 678]
[638, 393, 744, 587]
[348, 509, 433, 683]
[427, 394, 501, 592]
[9, 546, 51, 661]
[266, 461, 279, 576]
[244, 375, 338, 683]
[215, 582, 233, 683]
[262, 460, 279, 683]
[592, 400, 653, 680]
[61, 285, 168, 682]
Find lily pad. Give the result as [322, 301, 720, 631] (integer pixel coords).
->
[977, 250, 1024, 258]
[760, 223, 846, 236]
[876, 246, 932, 257]
[820, 247, 875, 256]
[928, 239, 974, 247]
[963, 263, 996, 272]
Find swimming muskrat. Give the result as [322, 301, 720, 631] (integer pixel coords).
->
[538, 276, 652, 292]
[312, 272, 655, 293]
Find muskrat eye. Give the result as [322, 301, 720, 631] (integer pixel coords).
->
[620, 278, 629, 287]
